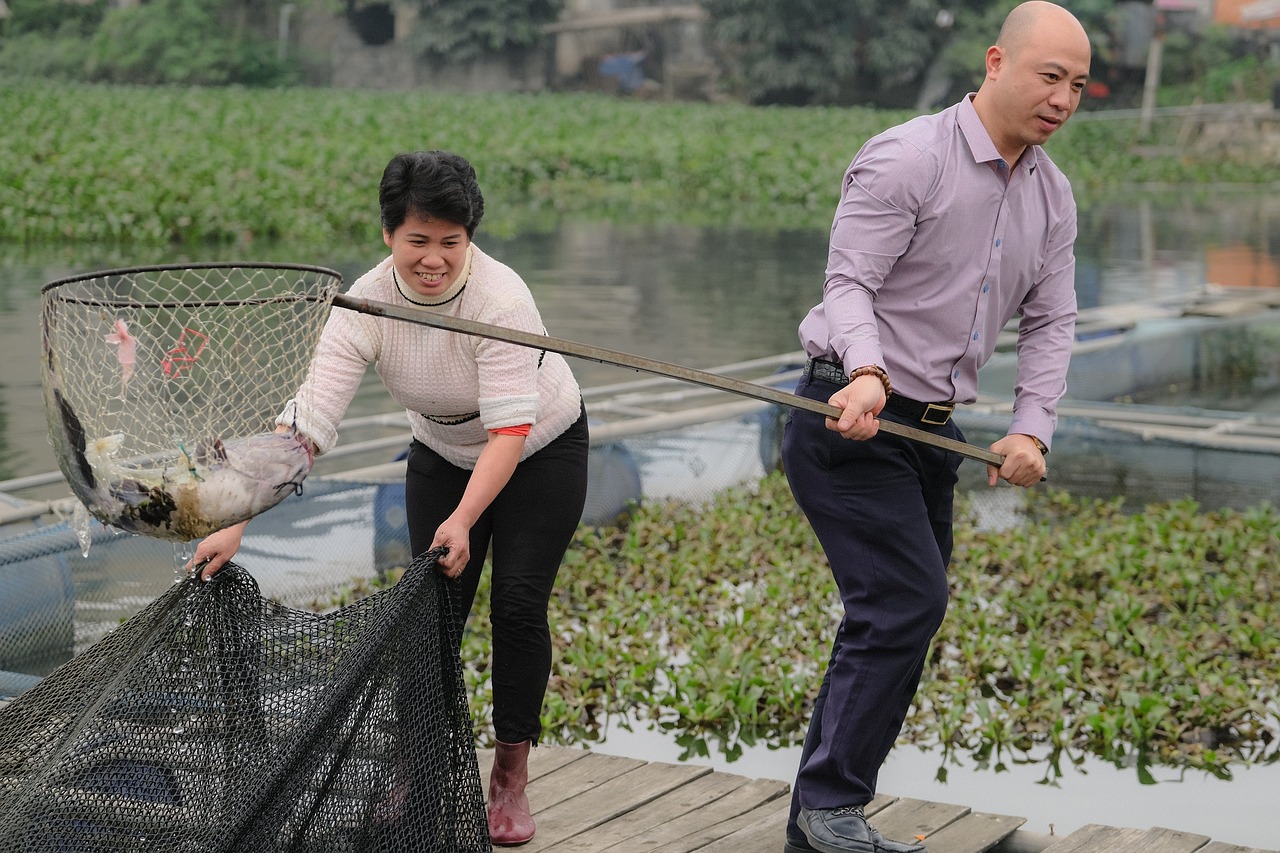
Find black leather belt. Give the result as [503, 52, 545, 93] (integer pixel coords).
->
[804, 358, 955, 425]
[884, 395, 956, 426]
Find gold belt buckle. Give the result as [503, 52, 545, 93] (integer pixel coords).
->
[921, 403, 954, 425]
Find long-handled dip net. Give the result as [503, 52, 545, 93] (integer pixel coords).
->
[39, 262, 1001, 549]
[40, 263, 340, 543]
[21, 264, 492, 851]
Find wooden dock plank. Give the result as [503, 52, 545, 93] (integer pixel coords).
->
[521, 757, 712, 851]
[1112, 827, 1213, 852]
[916, 811, 1027, 853]
[665, 788, 793, 850]
[473, 747, 1279, 853]
[525, 749, 646, 812]
[870, 796, 971, 843]
[1039, 825, 1151, 851]
[1200, 843, 1278, 853]
[864, 792, 897, 817]
[646, 793, 792, 852]
[590, 776, 791, 852]
[690, 797, 792, 852]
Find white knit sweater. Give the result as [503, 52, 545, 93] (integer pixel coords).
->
[281, 246, 582, 469]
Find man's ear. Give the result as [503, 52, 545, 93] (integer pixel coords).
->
[985, 45, 1005, 81]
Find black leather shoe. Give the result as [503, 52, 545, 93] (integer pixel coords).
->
[784, 834, 817, 853]
[798, 806, 926, 853]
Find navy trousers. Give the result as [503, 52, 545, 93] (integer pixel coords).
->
[781, 374, 961, 839]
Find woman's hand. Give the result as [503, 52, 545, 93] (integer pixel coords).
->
[431, 516, 471, 578]
[186, 522, 248, 581]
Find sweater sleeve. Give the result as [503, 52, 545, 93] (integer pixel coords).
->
[277, 300, 382, 455]
[475, 297, 546, 431]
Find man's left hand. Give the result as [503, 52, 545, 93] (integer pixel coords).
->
[987, 433, 1046, 488]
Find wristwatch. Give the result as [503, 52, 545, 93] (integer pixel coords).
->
[1030, 436, 1048, 455]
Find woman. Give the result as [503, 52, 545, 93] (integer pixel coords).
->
[191, 150, 590, 846]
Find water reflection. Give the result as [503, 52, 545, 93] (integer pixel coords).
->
[1, 195, 1279, 487]
[1073, 192, 1280, 309]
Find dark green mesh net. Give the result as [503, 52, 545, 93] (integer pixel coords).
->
[0, 549, 491, 852]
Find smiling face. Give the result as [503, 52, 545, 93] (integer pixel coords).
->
[383, 211, 470, 299]
[973, 2, 1091, 165]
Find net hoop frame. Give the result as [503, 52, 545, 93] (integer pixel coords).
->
[40, 261, 342, 307]
[40, 262, 345, 542]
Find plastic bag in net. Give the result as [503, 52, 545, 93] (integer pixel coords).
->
[0, 549, 491, 852]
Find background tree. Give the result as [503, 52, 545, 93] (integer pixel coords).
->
[0, 0, 107, 80]
[702, 0, 1160, 109]
[0, 0, 311, 85]
[704, 0, 1000, 107]
[406, 0, 563, 64]
[1, 0, 1273, 106]
[701, 0, 857, 106]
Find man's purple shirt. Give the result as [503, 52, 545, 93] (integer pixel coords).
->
[798, 95, 1078, 448]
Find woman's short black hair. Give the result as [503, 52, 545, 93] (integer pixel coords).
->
[379, 150, 485, 237]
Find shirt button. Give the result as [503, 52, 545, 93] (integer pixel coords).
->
[972, 332, 980, 341]
[982, 284, 990, 293]
[995, 238, 1002, 247]
[953, 370, 960, 379]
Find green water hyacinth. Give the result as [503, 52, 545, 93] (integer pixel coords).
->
[420, 475, 1277, 780]
[2, 82, 1276, 248]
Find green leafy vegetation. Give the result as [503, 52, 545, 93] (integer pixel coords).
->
[1, 82, 1274, 251]
[431, 474, 1278, 779]
[0, 0, 298, 85]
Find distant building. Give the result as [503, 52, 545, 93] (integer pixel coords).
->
[287, 0, 713, 98]
[1216, 0, 1280, 27]
[291, 1, 546, 92]
[1207, 245, 1280, 288]
[543, 3, 714, 99]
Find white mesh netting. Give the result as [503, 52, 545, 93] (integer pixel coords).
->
[40, 264, 341, 542]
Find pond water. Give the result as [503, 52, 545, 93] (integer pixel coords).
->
[3, 191, 1279, 489]
[2, 193, 1279, 848]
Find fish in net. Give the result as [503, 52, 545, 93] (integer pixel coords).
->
[0, 549, 491, 852]
[40, 263, 341, 543]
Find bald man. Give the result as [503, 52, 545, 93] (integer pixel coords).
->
[782, 4, 1090, 852]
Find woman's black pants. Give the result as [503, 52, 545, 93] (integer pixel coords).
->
[405, 410, 589, 744]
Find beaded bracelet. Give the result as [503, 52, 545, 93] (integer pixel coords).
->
[849, 364, 892, 397]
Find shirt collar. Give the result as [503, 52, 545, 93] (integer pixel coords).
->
[957, 94, 1039, 174]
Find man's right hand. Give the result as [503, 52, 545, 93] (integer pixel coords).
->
[824, 374, 888, 440]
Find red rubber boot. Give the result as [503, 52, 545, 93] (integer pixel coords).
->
[488, 739, 535, 846]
